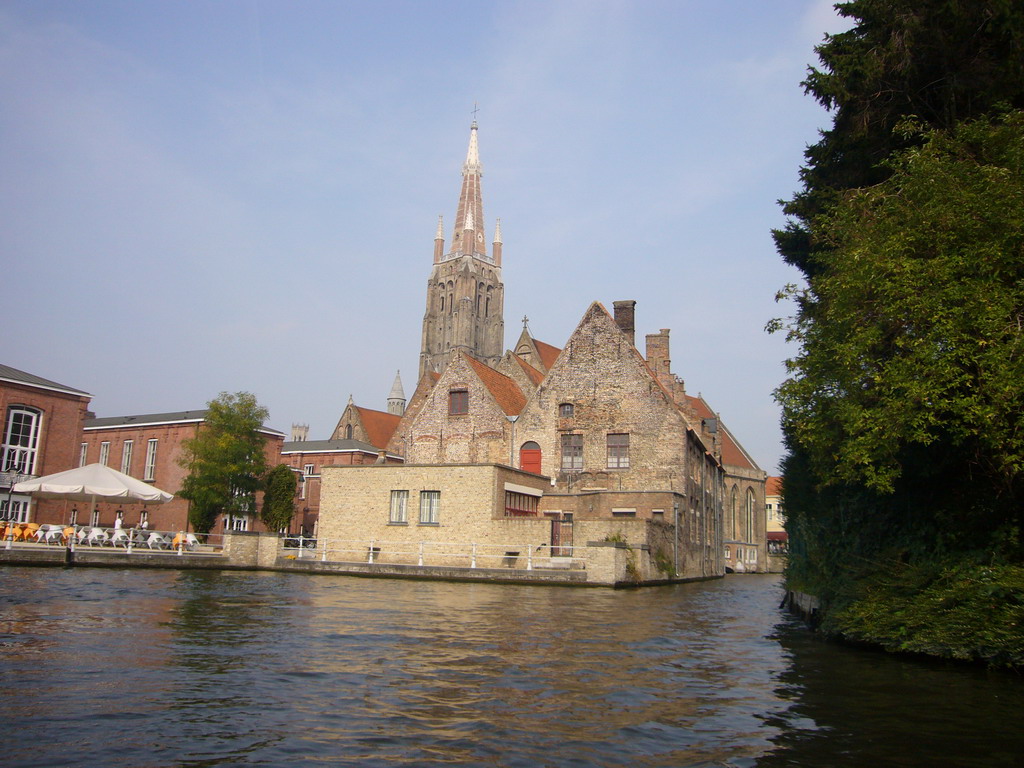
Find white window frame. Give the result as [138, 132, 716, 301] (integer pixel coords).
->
[304, 463, 316, 476]
[99, 441, 110, 467]
[419, 490, 440, 524]
[390, 490, 408, 524]
[3, 406, 42, 476]
[79, 442, 88, 467]
[0, 495, 30, 523]
[121, 440, 134, 475]
[227, 514, 250, 532]
[144, 439, 158, 481]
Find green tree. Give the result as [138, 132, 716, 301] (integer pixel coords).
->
[776, 115, 1024, 664]
[261, 463, 297, 533]
[178, 392, 270, 533]
[776, 0, 1024, 278]
[772, 2, 1024, 664]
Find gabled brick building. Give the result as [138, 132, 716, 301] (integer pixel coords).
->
[78, 410, 285, 533]
[331, 397, 402, 451]
[319, 119, 768, 579]
[0, 364, 92, 524]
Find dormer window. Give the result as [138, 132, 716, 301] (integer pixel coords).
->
[559, 403, 574, 418]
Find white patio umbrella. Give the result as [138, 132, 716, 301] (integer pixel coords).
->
[14, 463, 174, 505]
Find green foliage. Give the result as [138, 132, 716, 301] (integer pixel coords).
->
[825, 560, 1024, 669]
[654, 548, 675, 577]
[776, 0, 1024, 277]
[261, 463, 297, 533]
[178, 392, 270, 533]
[778, 113, 1024, 496]
[773, 1, 1024, 664]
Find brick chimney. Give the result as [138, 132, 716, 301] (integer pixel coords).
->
[646, 329, 671, 378]
[613, 300, 636, 347]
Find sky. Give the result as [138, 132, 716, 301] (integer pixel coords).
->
[1, 0, 852, 474]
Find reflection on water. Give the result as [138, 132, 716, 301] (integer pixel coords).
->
[0, 568, 1020, 767]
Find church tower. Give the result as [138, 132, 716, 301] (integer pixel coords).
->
[419, 120, 505, 379]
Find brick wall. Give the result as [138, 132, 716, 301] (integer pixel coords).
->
[1, 378, 91, 522]
[319, 463, 551, 566]
[402, 355, 513, 466]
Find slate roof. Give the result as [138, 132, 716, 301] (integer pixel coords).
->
[85, 410, 208, 428]
[281, 438, 382, 454]
[84, 409, 285, 437]
[0, 364, 91, 397]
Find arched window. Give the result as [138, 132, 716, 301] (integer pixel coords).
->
[3, 406, 42, 475]
[345, 424, 353, 440]
[745, 488, 756, 541]
[729, 486, 738, 539]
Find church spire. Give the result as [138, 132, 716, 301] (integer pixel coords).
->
[419, 117, 505, 381]
[451, 120, 486, 259]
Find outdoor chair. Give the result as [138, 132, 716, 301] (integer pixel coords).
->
[87, 528, 110, 546]
[146, 532, 171, 550]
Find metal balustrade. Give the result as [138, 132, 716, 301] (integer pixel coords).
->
[1, 523, 224, 556]
[282, 535, 585, 571]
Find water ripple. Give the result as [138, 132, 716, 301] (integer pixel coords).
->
[1, 569, 1022, 766]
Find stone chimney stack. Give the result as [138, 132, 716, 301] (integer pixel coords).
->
[613, 300, 636, 347]
[646, 329, 671, 377]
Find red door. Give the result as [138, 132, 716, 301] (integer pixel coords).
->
[520, 442, 542, 474]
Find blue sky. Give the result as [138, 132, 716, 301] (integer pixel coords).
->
[1, 1, 851, 474]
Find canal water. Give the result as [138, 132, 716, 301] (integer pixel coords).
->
[0, 568, 1020, 767]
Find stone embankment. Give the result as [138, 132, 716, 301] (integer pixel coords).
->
[0, 532, 719, 587]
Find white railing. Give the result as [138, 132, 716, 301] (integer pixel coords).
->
[282, 536, 584, 571]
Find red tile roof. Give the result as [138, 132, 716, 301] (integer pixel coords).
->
[686, 395, 757, 470]
[465, 356, 527, 416]
[533, 339, 561, 371]
[353, 406, 402, 450]
[766, 476, 783, 496]
[513, 355, 545, 387]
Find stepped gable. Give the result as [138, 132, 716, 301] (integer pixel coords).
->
[463, 354, 527, 416]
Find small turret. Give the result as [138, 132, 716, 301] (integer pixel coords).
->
[493, 218, 503, 266]
[387, 371, 406, 416]
[433, 215, 444, 263]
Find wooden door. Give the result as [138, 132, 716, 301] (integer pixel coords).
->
[519, 441, 542, 474]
